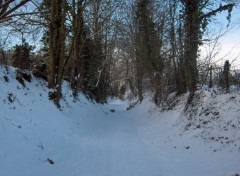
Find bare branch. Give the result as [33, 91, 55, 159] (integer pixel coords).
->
[0, 0, 30, 23]
[200, 3, 235, 20]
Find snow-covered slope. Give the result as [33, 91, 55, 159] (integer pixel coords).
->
[0, 65, 240, 176]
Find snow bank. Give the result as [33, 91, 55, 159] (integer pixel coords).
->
[0, 65, 240, 176]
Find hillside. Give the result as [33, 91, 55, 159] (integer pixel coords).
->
[0, 65, 240, 176]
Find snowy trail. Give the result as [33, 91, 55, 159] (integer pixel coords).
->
[77, 103, 162, 176]
[1, 67, 240, 176]
[72, 99, 240, 176]
[107, 112, 161, 176]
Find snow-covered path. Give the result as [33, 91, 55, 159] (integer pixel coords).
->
[1, 67, 240, 176]
[76, 101, 161, 176]
[72, 99, 240, 176]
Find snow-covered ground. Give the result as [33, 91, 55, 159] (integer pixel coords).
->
[0, 65, 240, 176]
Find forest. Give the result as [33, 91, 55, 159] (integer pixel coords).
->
[0, 0, 239, 106]
[1, 1, 240, 175]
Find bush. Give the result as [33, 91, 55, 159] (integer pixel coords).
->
[12, 39, 33, 70]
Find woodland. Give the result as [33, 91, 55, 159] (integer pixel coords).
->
[0, 0, 239, 106]
[1, 1, 240, 175]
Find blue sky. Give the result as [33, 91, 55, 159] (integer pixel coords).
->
[201, 4, 240, 69]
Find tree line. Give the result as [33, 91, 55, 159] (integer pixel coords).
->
[0, 0, 238, 107]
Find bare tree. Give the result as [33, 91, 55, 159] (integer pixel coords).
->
[181, 0, 234, 103]
[47, 0, 67, 106]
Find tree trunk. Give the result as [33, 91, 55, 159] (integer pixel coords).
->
[177, 19, 187, 95]
[208, 65, 213, 88]
[69, 0, 84, 97]
[223, 60, 230, 92]
[183, 0, 201, 100]
[47, 0, 66, 106]
[48, 0, 57, 88]
[55, 0, 67, 104]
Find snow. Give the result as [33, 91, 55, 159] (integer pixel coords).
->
[0, 65, 240, 176]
